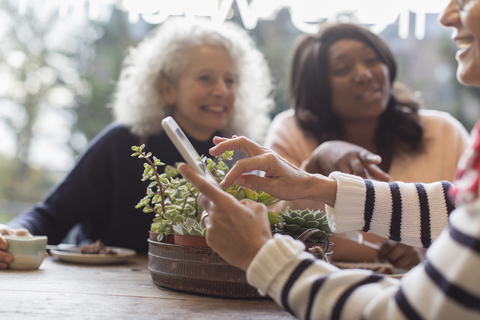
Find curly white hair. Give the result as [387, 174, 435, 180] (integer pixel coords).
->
[111, 17, 274, 142]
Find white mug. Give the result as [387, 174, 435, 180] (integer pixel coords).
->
[4, 235, 48, 270]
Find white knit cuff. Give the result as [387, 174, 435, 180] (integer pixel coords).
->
[325, 172, 367, 233]
[246, 234, 305, 296]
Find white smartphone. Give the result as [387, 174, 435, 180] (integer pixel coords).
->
[161, 116, 219, 186]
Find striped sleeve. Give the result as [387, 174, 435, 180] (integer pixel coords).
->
[395, 203, 480, 319]
[247, 201, 480, 320]
[325, 172, 455, 248]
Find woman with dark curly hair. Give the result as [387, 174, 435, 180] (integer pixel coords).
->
[291, 24, 423, 161]
[265, 23, 470, 269]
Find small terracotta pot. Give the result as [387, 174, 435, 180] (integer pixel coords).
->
[174, 234, 209, 247]
[149, 231, 175, 244]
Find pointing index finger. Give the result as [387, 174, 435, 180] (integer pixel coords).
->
[178, 163, 227, 203]
[209, 136, 267, 158]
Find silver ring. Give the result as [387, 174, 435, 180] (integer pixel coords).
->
[200, 210, 209, 225]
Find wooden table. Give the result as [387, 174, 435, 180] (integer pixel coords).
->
[0, 254, 294, 319]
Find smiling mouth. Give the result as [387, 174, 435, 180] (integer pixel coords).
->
[358, 88, 380, 100]
[201, 106, 227, 112]
[456, 39, 472, 49]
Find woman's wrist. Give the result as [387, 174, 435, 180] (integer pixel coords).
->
[303, 173, 337, 206]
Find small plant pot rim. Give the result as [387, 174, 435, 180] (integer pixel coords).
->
[296, 229, 330, 252]
[149, 231, 175, 244]
[174, 234, 209, 247]
[304, 242, 333, 248]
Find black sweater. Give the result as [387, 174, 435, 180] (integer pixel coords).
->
[8, 123, 217, 253]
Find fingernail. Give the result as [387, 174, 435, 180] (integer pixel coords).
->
[4, 256, 13, 264]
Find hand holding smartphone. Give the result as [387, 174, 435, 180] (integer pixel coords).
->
[161, 116, 219, 186]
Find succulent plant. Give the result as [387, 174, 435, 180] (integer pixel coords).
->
[225, 186, 279, 206]
[172, 218, 206, 237]
[151, 219, 171, 241]
[205, 154, 280, 207]
[271, 208, 332, 244]
[132, 145, 202, 240]
[132, 144, 280, 241]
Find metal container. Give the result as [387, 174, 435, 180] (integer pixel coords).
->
[148, 229, 332, 298]
[148, 240, 261, 298]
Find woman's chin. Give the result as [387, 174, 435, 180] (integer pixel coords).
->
[204, 115, 230, 128]
[457, 67, 480, 87]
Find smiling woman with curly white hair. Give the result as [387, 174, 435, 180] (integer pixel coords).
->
[112, 17, 273, 142]
[3, 18, 274, 257]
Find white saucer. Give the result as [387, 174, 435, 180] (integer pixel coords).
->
[50, 247, 136, 265]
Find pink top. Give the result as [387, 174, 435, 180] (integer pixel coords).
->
[452, 120, 480, 205]
[266, 108, 470, 186]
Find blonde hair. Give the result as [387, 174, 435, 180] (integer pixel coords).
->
[111, 18, 274, 142]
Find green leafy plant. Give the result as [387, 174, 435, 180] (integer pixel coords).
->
[270, 208, 332, 244]
[132, 144, 280, 241]
[172, 218, 206, 237]
[204, 155, 278, 205]
[131, 145, 200, 241]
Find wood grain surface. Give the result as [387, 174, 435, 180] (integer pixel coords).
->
[0, 254, 294, 320]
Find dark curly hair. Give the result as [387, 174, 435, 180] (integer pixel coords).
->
[290, 23, 424, 157]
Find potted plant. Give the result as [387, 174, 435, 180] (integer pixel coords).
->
[269, 208, 333, 261]
[131, 144, 285, 297]
[131, 144, 196, 244]
[132, 144, 333, 297]
[131, 144, 279, 246]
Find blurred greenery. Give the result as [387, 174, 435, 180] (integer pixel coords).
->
[0, 6, 157, 218]
[0, 154, 58, 224]
[0, 154, 58, 202]
[72, 10, 142, 144]
[0, 213, 12, 224]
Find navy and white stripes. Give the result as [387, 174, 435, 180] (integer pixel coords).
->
[338, 174, 455, 248]
[415, 183, 432, 247]
[248, 172, 480, 320]
[281, 259, 315, 315]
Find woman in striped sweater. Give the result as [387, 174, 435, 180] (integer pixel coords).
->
[178, 1, 480, 318]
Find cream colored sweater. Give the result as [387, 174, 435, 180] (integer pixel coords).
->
[247, 173, 480, 319]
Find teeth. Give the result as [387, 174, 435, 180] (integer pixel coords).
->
[361, 89, 376, 99]
[456, 39, 472, 49]
[202, 106, 225, 112]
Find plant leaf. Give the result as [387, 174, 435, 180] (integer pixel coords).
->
[268, 211, 279, 228]
[156, 233, 164, 241]
[242, 188, 259, 201]
[172, 224, 184, 235]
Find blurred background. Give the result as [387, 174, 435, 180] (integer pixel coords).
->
[1, 0, 479, 223]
